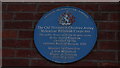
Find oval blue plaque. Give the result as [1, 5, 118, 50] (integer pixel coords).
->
[34, 7, 97, 63]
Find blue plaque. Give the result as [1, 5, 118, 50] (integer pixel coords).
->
[34, 7, 97, 63]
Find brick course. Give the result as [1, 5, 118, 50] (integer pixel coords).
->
[2, 2, 119, 67]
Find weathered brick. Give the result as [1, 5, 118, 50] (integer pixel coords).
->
[87, 12, 94, 18]
[38, 5, 68, 12]
[98, 32, 115, 40]
[98, 22, 120, 30]
[15, 13, 34, 20]
[16, 49, 42, 58]
[2, 49, 15, 57]
[64, 62, 97, 66]
[33, 21, 38, 28]
[69, 4, 85, 10]
[117, 32, 120, 40]
[2, 2, 119, 66]
[2, 40, 16, 48]
[30, 59, 58, 66]
[31, 40, 36, 48]
[2, 13, 13, 20]
[16, 49, 32, 58]
[110, 13, 120, 21]
[2, 59, 29, 66]
[7, 4, 36, 11]
[85, 52, 116, 60]
[19, 31, 33, 38]
[98, 41, 119, 50]
[30, 49, 42, 58]
[34, 13, 44, 20]
[118, 52, 120, 61]
[99, 4, 120, 11]
[2, 4, 7, 11]
[3, 21, 32, 29]
[83, 4, 98, 11]
[3, 40, 31, 48]
[94, 13, 109, 21]
[2, 30, 17, 39]
[99, 62, 119, 66]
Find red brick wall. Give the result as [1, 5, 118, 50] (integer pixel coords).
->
[2, 2, 120, 67]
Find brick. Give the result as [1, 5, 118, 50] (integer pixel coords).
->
[69, 5, 85, 10]
[85, 51, 116, 60]
[98, 32, 115, 40]
[31, 40, 36, 48]
[99, 4, 120, 11]
[95, 23, 99, 28]
[15, 40, 31, 48]
[64, 62, 97, 66]
[2, 30, 17, 39]
[2, 3, 120, 66]
[38, 5, 68, 12]
[16, 49, 42, 58]
[94, 13, 109, 21]
[30, 49, 42, 58]
[7, 4, 36, 11]
[31, 59, 57, 66]
[83, 4, 98, 11]
[15, 13, 34, 20]
[34, 13, 44, 20]
[2, 49, 15, 57]
[2, 4, 7, 11]
[30, 41, 46, 58]
[19, 31, 33, 38]
[33, 21, 38, 28]
[16, 49, 32, 58]
[3, 40, 14, 48]
[110, 13, 120, 21]
[98, 41, 119, 50]
[2, 13, 13, 20]
[2, 59, 29, 66]
[117, 32, 120, 40]
[38, 4, 98, 12]
[3, 21, 32, 29]
[98, 22, 120, 30]
[99, 62, 119, 66]
[118, 52, 120, 61]
[2, 40, 31, 48]
[87, 12, 94, 18]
